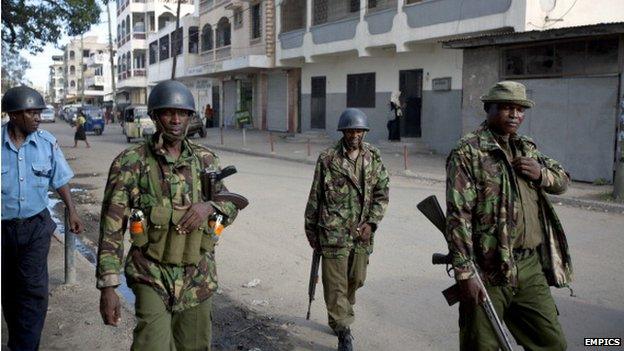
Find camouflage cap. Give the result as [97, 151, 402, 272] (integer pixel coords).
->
[480, 81, 535, 108]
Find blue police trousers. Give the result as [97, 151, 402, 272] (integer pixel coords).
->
[2, 209, 55, 351]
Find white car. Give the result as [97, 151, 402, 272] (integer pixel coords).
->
[40, 108, 55, 123]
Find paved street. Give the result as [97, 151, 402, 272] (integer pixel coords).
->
[33, 121, 624, 350]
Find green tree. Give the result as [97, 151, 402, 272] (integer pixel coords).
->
[1, 0, 102, 53]
[1, 43, 31, 92]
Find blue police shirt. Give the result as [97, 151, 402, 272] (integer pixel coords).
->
[1, 124, 74, 220]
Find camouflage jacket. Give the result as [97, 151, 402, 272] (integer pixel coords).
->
[446, 123, 573, 287]
[96, 133, 238, 311]
[305, 140, 390, 258]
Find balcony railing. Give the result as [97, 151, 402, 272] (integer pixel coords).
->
[133, 32, 146, 40]
[133, 69, 146, 76]
[215, 46, 231, 60]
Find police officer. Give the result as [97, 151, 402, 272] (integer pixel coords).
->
[97, 80, 240, 350]
[304, 109, 390, 351]
[1, 86, 84, 350]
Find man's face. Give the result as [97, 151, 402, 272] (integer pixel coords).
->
[342, 129, 366, 150]
[486, 103, 525, 136]
[9, 109, 42, 135]
[155, 108, 191, 139]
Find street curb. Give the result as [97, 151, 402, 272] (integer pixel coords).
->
[204, 143, 624, 214]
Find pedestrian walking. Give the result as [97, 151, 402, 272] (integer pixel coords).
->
[387, 91, 402, 141]
[445, 81, 571, 351]
[1, 86, 84, 351]
[304, 108, 390, 351]
[73, 110, 90, 148]
[97, 80, 241, 351]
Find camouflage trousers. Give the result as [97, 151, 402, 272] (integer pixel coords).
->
[459, 251, 566, 351]
[131, 283, 213, 351]
[322, 250, 369, 332]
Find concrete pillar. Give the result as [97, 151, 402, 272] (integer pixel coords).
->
[306, 0, 313, 29]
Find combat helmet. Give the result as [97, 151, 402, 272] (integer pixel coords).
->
[147, 80, 195, 117]
[337, 108, 370, 131]
[1, 86, 47, 113]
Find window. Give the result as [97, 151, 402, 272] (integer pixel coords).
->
[189, 26, 199, 53]
[233, 9, 243, 29]
[149, 40, 158, 64]
[201, 24, 213, 51]
[251, 3, 261, 39]
[83, 50, 90, 57]
[350, 0, 360, 12]
[70, 80, 76, 88]
[171, 27, 183, 56]
[69, 51, 75, 60]
[280, 0, 305, 33]
[502, 37, 619, 78]
[160, 34, 170, 61]
[347, 73, 375, 108]
[70, 65, 76, 75]
[216, 17, 231, 47]
[134, 52, 145, 69]
[368, 0, 376, 7]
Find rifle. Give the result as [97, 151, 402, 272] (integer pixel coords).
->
[200, 165, 249, 210]
[417, 195, 514, 351]
[306, 250, 322, 320]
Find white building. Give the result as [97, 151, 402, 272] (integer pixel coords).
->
[62, 36, 109, 105]
[84, 52, 116, 105]
[48, 55, 65, 105]
[276, 0, 624, 153]
[116, 0, 196, 105]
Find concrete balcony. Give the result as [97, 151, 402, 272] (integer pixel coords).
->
[85, 76, 106, 87]
[117, 74, 147, 89]
[87, 54, 108, 66]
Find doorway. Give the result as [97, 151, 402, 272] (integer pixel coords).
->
[399, 69, 423, 137]
[311, 76, 326, 129]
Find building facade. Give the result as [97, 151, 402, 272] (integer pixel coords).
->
[48, 55, 65, 105]
[61, 36, 109, 105]
[276, 0, 624, 154]
[446, 23, 624, 183]
[116, 0, 195, 105]
[181, 0, 280, 130]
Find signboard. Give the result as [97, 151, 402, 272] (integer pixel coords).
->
[432, 77, 452, 91]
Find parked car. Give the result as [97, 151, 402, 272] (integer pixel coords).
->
[123, 105, 155, 142]
[40, 108, 55, 123]
[79, 106, 105, 135]
[187, 113, 206, 138]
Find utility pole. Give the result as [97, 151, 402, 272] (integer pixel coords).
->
[80, 33, 85, 105]
[171, 0, 182, 80]
[105, 0, 118, 120]
[614, 97, 624, 201]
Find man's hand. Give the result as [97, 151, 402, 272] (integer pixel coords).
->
[177, 202, 215, 234]
[67, 209, 84, 234]
[100, 287, 121, 326]
[459, 277, 487, 309]
[512, 157, 541, 181]
[356, 223, 373, 244]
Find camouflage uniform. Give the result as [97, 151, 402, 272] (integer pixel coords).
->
[446, 122, 571, 351]
[304, 140, 389, 332]
[97, 133, 238, 350]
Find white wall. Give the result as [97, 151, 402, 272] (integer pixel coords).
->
[524, 0, 624, 32]
[300, 43, 463, 94]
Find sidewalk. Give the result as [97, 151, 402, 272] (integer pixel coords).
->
[1, 232, 135, 351]
[201, 127, 624, 214]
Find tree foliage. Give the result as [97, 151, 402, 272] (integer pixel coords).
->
[1, 43, 32, 92]
[1, 0, 102, 53]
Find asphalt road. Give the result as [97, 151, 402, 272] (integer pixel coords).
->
[46, 121, 624, 350]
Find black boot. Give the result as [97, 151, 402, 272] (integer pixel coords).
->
[337, 328, 353, 351]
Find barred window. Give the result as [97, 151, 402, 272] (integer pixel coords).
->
[216, 17, 231, 47]
[160, 34, 170, 61]
[171, 27, 183, 56]
[149, 40, 158, 64]
[201, 24, 213, 51]
[251, 3, 261, 39]
[347, 73, 375, 108]
[189, 26, 199, 53]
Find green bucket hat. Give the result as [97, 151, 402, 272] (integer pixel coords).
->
[480, 81, 535, 108]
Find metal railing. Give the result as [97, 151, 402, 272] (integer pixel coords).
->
[64, 207, 76, 284]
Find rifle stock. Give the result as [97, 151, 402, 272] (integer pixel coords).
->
[417, 195, 514, 351]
